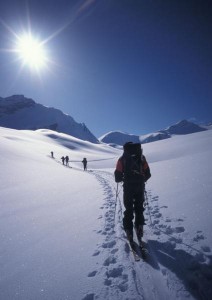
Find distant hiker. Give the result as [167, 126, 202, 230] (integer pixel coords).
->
[51, 151, 54, 158]
[114, 142, 151, 245]
[61, 156, 65, 165]
[65, 156, 69, 166]
[82, 158, 87, 171]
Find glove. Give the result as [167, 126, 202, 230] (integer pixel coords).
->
[114, 170, 123, 183]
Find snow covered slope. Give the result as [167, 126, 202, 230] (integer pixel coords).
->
[0, 127, 212, 300]
[0, 95, 98, 143]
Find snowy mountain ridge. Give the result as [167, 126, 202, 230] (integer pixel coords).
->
[0, 95, 99, 143]
[99, 119, 209, 146]
[1, 95, 211, 147]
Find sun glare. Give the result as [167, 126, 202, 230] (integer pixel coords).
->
[1, 20, 59, 75]
[16, 34, 47, 70]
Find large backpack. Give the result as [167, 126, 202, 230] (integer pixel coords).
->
[122, 142, 143, 181]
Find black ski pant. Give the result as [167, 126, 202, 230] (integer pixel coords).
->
[123, 183, 145, 232]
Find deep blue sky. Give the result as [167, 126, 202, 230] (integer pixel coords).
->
[0, 0, 211, 137]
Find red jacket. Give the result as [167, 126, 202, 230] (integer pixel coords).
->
[114, 155, 151, 183]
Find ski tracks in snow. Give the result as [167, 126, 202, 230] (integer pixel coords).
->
[82, 170, 176, 300]
[82, 170, 145, 300]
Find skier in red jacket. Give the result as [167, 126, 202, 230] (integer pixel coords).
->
[114, 142, 151, 243]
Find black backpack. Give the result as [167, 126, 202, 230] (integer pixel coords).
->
[122, 142, 143, 181]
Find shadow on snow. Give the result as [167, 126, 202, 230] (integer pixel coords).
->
[147, 239, 212, 300]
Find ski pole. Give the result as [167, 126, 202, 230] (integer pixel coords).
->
[144, 189, 153, 227]
[113, 183, 119, 225]
[117, 183, 123, 221]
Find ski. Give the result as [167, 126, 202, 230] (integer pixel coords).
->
[139, 245, 148, 260]
[134, 229, 148, 260]
[128, 241, 140, 261]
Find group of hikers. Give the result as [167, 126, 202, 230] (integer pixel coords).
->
[51, 141, 151, 245]
[60, 155, 88, 170]
[50, 151, 88, 170]
[61, 155, 70, 166]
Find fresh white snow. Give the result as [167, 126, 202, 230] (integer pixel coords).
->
[0, 126, 212, 300]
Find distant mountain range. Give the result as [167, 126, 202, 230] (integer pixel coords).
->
[0, 95, 99, 143]
[0, 95, 211, 146]
[99, 120, 210, 146]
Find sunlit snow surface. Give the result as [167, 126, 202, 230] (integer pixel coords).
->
[0, 127, 212, 300]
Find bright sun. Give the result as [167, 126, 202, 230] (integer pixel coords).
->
[1, 20, 56, 75]
[16, 34, 47, 70]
